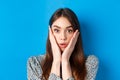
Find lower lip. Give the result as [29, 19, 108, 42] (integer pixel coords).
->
[59, 44, 67, 48]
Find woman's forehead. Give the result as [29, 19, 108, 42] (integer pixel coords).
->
[52, 17, 72, 28]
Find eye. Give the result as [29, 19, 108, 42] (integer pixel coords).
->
[53, 29, 60, 33]
[67, 29, 73, 33]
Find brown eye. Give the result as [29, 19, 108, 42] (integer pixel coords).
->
[67, 29, 73, 33]
[54, 29, 59, 33]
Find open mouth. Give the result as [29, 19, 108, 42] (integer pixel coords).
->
[59, 43, 67, 48]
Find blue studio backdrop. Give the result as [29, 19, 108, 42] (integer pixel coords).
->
[0, 0, 120, 80]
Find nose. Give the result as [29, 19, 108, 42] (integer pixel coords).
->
[60, 32, 67, 40]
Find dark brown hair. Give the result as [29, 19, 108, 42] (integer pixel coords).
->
[42, 8, 86, 80]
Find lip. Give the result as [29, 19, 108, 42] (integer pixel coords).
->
[59, 43, 67, 48]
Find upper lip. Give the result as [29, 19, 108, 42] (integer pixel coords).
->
[59, 43, 67, 45]
[59, 43, 68, 47]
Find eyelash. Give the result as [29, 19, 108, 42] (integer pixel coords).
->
[54, 29, 59, 33]
[67, 29, 73, 33]
[53, 29, 73, 33]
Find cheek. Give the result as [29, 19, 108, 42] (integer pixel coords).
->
[67, 34, 74, 41]
[53, 33, 59, 42]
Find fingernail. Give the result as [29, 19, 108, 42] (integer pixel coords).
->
[76, 29, 78, 32]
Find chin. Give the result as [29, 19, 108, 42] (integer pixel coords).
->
[61, 48, 65, 52]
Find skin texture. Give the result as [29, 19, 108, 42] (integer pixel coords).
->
[49, 17, 79, 80]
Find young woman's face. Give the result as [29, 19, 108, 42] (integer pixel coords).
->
[51, 17, 74, 51]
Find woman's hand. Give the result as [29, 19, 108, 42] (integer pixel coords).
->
[62, 30, 79, 62]
[49, 27, 61, 62]
[49, 27, 61, 76]
[62, 30, 79, 80]
[49, 27, 79, 79]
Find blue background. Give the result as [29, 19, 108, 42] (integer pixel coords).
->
[0, 0, 120, 80]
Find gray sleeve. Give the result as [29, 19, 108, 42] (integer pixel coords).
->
[85, 55, 99, 80]
[48, 73, 74, 80]
[27, 56, 62, 80]
[66, 76, 74, 80]
[27, 56, 43, 80]
[48, 73, 62, 80]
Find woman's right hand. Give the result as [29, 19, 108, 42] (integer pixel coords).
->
[49, 27, 61, 62]
[49, 27, 61, 76]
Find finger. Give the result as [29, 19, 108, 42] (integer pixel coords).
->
[49, 27, 58, 46]
[72, 30, 79, 39]
[49, 26, 52, 36]
[49, 27, 51, 41]
[67, 30, 79, 48]
[49, 27, 54, 40]
[49, 27, 54, 43]
[72, 30, 79, 46]
[62, 30, 79, 59]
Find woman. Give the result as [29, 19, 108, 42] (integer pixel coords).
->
[27, 8, 99, 80]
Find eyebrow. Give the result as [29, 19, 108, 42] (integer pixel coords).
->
[53, 25, 73, 29]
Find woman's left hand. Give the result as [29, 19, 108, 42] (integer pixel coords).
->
[62, 30, 79, 62]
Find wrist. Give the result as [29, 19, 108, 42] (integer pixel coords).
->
[62, 60, 70, 68]
[62, 60, 72, 80]
[53, 59, 61, 64]
[62, 55, 70, 62]
[51, 60, 60, 76]
[62, 58, 69, 63]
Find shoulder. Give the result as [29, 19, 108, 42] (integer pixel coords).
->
[27, 54, 45, 65]
[86, 55, 99, 68]
[85, 55, 99, 80]
[27, 54, 46, 72]
[27, 54, 45, 68]
[27, 54, 45, 79]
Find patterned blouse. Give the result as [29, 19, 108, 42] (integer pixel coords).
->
[27, 55, 99, 80]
